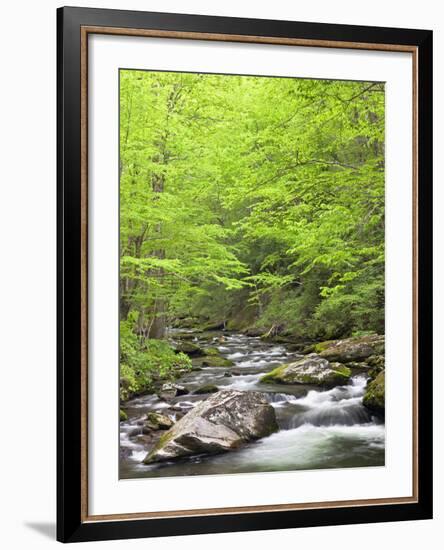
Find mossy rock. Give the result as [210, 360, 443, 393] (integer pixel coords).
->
[144, 412, 174, 431]
[260, 354, 351, 387]
[174, 341, 205, 356]
[301, 343, 316, 354]
[119, 409, 128, 422]
[313, 340, 336, 353]
[203, 347, 221, 356]
[319, 334, 385, 363]
[193, 384, 219, 394]
[201, 321, 226, 331]
[346, 361, 370, 369]
[175, 332, 198, 341]
[198, 355, 234, 368]
[260, 365, 287, 383]
[363, 371, 385, 415]
[367, 354, 385, 372]
[172, 317, 200, 329]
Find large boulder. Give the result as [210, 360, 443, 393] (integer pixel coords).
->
[318, 334, 385, 363]
[143, 390, 278, 464]
[363, 371, 385, 415]
[260, 354, 351, 387]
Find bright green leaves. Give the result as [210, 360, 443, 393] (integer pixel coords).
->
[120, 69, 385, 340]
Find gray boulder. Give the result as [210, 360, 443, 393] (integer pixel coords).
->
[318, 334, 385, 363]
[143, 390, 278, 464]
[260, 354, 351, 387]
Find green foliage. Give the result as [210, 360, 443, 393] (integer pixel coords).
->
[120, 319, 192, 401]
[120, 70, 385, 373]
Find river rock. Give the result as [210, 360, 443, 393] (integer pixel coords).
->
[318, 334, 385, 363]
[203, 347, 221, 356]
[128, 427, 143, 438]
[260, 354, 351, 387]
[144, 412, 174, 431]
[202, 356, 234, 367]
[174, 341, 205, 356]
[201, 321, 226, 331]
[157, 383, 189, 400]
[143, 390, 278, 464]
[193, 384, 219, 394]
[172, 317, 200, 329]
[367, 354, 385, 377]
[119, 409, 128, 422]
[175, 332, 198, 341]
[363, 370, 385, 415]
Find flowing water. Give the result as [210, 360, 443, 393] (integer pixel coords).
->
[120, 331, 385, 478]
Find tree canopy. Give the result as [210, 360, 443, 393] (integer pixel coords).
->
[120, 69, 385, 346]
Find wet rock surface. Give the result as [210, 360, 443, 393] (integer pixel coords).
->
[143, 390, 278, 464]
[363, 370, 385, 415]
[260, 354, 351, 387]
[317, 334, 385, 363]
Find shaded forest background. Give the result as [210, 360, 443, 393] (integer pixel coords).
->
[119, 70, 385, 397]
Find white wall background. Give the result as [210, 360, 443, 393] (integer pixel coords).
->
[0, 0, 441, 548]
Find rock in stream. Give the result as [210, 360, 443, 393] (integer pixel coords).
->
[143, 390, 278, 464]
[260, 353, 351, 387]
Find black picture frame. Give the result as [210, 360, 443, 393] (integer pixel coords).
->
[57, 6, 433, 543]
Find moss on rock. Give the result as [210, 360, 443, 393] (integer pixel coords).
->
[260, 354, 351, 387]
[198, 356, 234, 368]
[363, 370, 385, 415]
[313, 340, 336, 353]
[174, 341, 205, 356]
[203, 347, 221, 356]
[145, 412, 174, 430]
[260, 365, 286, 383]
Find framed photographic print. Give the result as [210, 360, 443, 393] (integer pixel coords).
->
[57, 6, 433, 543]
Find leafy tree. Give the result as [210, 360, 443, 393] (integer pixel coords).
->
[119, 69, 385, 395]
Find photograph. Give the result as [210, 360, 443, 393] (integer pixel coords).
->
[118, 69, 386, 479]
